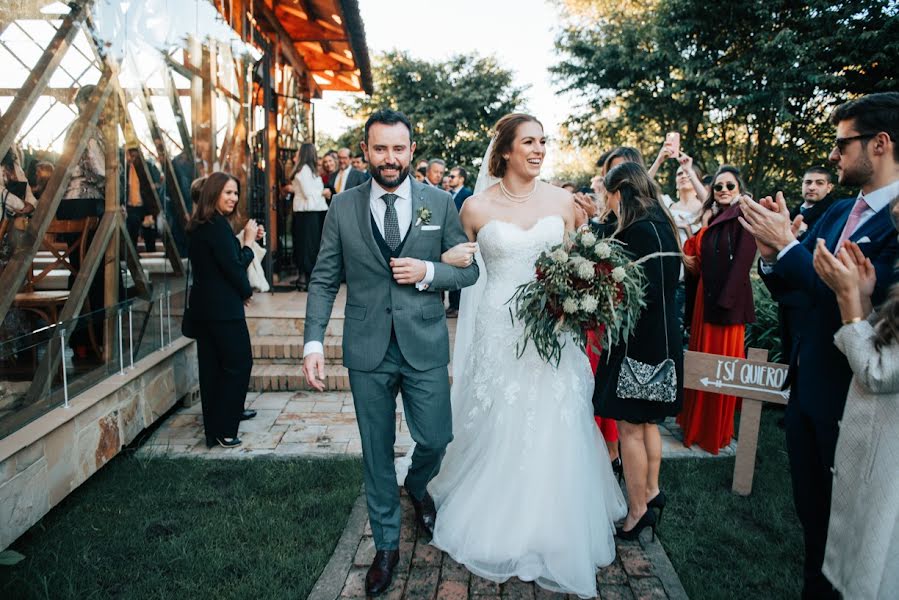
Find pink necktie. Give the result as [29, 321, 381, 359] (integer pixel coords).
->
[835, 197, 869, 252]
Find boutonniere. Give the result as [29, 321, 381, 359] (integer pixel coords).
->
[414, 206, 432, 227]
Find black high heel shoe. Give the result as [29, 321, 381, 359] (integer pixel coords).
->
[647, 490, 667, 525]
[611, 457, 623, 483]
[615, 509, 658, 542]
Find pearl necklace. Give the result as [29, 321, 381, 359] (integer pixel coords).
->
[500, 179, 538, 203]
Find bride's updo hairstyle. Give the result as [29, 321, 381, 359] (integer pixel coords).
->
[488, 113, 543, 178]
[604, 161, 687, 265]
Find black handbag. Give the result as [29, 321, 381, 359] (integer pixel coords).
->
[615, 223, 677, 403]
[180, 255, 198, 339]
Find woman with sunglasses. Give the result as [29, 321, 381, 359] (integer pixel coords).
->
[676, 166, 757, 454]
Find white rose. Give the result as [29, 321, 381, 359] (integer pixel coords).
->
[611, 266, 626, 282]
[595, 242, 612, 259]
[580, 295, 598, 313]
[551, 248, 569, 263]
[580, 231, 597, 247]
[562, 297, 579, 314]
[576, 260, 595, 279]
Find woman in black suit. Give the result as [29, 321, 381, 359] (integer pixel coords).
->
[594, 162, 685, 540]
[187, 172, 263, 448]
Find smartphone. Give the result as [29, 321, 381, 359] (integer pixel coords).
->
[664, 132, 680, 156]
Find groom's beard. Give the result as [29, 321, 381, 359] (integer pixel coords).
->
[372, 163, 410, 189]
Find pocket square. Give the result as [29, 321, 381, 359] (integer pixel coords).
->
[856, 236, 871, 243]
[421, 225, 441, 231]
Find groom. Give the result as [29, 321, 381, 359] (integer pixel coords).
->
[303, 109, 479, 595]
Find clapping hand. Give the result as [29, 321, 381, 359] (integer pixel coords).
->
[441, 242, 478, 268]
[738, 192, 796, 262]
[813, 239, 875, 322]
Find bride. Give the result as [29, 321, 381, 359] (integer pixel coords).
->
[426, 114, 626, 598]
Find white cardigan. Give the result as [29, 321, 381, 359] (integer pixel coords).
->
[291, 164, 327, 212]
[823, 317, 899, 600]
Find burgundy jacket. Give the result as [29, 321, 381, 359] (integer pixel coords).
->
[687, 203, 757, 326]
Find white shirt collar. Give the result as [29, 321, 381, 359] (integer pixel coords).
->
[370, 175, 412, 204]
[859, 179, 899, 212]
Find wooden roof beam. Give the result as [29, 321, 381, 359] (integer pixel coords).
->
[255, 0, 322, 99]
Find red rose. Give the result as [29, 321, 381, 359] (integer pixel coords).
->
[594, 261, 612, 276]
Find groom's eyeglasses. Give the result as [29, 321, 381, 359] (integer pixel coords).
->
[713, 182, 737, 192]
[834, 133, 877, 155]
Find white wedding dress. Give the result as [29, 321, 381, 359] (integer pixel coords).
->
[427, 213, 627, 598]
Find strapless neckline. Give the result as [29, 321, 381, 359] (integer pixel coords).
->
[477, 214, 564, 239]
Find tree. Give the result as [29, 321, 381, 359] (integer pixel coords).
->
[337, 51, 526, 171]
[552, 0, 899, 197]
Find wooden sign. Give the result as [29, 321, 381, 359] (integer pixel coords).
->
[683, 350, 789, 405]
[683, 348, 790, 496]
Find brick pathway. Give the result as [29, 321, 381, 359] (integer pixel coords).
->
[308, 493, 688, 600]
[138, 391, 731, 460]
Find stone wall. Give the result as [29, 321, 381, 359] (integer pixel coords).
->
[0, 338, 198, 550]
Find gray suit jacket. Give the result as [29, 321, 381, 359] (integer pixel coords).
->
[304, 178, 479, 371]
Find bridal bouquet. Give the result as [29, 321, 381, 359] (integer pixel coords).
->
[508, 229, 647, 366]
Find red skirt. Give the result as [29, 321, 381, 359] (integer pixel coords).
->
[676, 276, 744, 454]
[587, 329, 619, 443]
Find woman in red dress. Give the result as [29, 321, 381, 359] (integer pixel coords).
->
[677, 166, 757, 454]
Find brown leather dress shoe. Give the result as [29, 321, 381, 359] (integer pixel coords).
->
[405, 486, 437, 537]
[365, 549, 399, 596]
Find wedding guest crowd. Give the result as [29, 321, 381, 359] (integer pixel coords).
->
[739, 91, 899, 599]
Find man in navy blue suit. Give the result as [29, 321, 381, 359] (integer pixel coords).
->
[739, 92, 899, 599]
[448, 166, 473, 212]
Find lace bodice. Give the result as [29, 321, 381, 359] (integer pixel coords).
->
[476, 215, 565, 310]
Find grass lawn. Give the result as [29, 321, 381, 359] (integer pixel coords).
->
[0, 452, 363, 600]
[658, 407, 803, 599]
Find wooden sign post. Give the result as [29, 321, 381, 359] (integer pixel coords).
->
[682, 348, 790, 496]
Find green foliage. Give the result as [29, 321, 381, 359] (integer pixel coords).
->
[0, 453, 363, 599]
[552, 0, 899, 199]
[746, 275, 784, 363]
[338, 51, 526, 169]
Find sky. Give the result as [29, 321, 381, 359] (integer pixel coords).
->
[313, 0, 571, 164]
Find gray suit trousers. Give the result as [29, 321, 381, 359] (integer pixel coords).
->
[348, 333, 452, 550]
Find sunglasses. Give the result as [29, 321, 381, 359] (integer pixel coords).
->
[834, 133, 877, 154]
[713, 182, 737, 192]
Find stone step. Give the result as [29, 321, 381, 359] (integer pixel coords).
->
[246, 315, 343, 337]
[249, 363, 350, 392]
[251, 335, 342, 361]
[249, 362, 454, 392]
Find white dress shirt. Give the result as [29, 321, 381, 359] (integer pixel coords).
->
[767, 178, 899, 266]
[304, 175, 434, 358]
